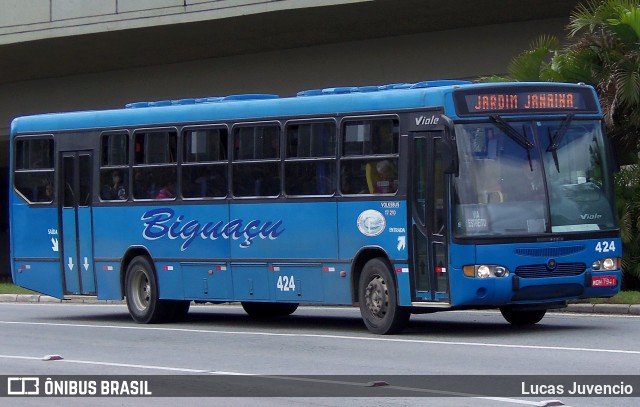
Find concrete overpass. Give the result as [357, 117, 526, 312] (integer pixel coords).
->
[0, 0, 581, 278]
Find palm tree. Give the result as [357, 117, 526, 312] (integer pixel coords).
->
[505, 0, 640, 156]
[565, 0, 640, 154]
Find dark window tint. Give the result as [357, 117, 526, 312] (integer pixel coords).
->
[133, 130, 178, 199]
[182, 128, 228, 198]
[100, 133, 129, 201]
[232, 125, 280, 197]
[285, 122, 336, 196]
[14, 138, 54, 203]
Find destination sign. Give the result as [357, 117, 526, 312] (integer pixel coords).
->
[453, 86, 599, 116]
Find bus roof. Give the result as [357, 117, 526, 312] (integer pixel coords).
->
[10, 81, 599, 135]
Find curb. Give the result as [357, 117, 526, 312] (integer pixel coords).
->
[563, 303, 640, 315]
[2, 294, 639, 315]
[0, 294, 124, 304]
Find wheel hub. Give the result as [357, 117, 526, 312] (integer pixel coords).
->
[365, 276, 388, 318]
[133, 271, 151, 310]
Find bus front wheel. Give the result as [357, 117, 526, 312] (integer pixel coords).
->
[500, 308, 546, 326]
[125, 256, 172, 324]
[358, 258, 410, 334]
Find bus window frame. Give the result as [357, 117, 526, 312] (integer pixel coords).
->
[180, 124, 230, 200]
[230, 120, 282, 199]
[98, 130, 130, 203]
[12, 134, 56, 205]
[131, 127, 179, 201]
[283, 117, 338, 198]
[338, 114, 400, 196]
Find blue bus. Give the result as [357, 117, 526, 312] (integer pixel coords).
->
[9, 80, 621, 334]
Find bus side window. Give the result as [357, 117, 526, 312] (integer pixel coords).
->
[14, 138, 55, 203]
[285, 121, 336, 196]
[182, 128, 228, 199]
[132, 130, 177, 200]
[100, 132, 129, 201]
[232, 124, 281, 198]
[341, 118, 398, 195]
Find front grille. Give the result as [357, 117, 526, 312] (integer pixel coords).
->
[514, 245, 585, 257]
[515, 263, 586, 278]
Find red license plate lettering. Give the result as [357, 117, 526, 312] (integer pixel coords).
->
[592, 276, 617, 287]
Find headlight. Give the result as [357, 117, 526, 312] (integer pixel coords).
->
[464, 265, 510, 278]
[493, 266, 508, 277]
[592, 257, 620, 271]
[477, 265, 491, 278]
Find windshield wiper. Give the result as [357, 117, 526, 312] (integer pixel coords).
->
[489, 115, 533, 150]
[547, 114, 574, 172]
[547, 114, 574, 151]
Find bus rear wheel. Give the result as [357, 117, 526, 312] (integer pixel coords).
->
[500, 308, 546, 326]
[358, 258, 410, 334]
[125, 256, 172, 324]
[241, 302, 299, 318]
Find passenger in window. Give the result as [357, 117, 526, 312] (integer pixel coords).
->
[156, 181, 175, 199]
[42, 182, 54, 202]
[102, 170, 126, 200]
[370, 160, 397, 194]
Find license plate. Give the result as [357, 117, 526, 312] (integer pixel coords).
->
[592, 275, 617, 287]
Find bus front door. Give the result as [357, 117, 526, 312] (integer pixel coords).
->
[60, 152, 96, 295]
[411, 133, 450, 303]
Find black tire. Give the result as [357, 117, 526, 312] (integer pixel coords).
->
[241, 302, 299, 318]
[125, 256, 172, 323]
[358, 258, 410, 334]
[500, 308, 546, 326]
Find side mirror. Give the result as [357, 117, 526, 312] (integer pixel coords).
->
[440, 115, 458, 175]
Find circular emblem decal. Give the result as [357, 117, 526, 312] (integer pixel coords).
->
[357, 210, 386, 237]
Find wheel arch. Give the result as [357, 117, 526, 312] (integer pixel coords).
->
[350, 246, 395, 304]
[120, 246, 154, 297]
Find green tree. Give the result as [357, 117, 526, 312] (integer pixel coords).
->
[615, 165, 640, 289]
[503, 0, 640, 157]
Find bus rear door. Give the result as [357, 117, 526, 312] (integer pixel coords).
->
[410, 126, 450, 303]
[60, 151, 96, 295]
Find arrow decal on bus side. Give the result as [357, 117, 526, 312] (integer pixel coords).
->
[397, 236, 406, 251]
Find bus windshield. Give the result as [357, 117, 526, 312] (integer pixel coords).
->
[452, 118, 617, 238]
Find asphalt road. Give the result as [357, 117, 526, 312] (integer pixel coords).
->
[0, 302, 638, 407]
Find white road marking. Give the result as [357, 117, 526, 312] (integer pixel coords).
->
[0, 319, 639, 355]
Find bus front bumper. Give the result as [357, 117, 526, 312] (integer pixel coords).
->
[449, 269, 622, 308]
